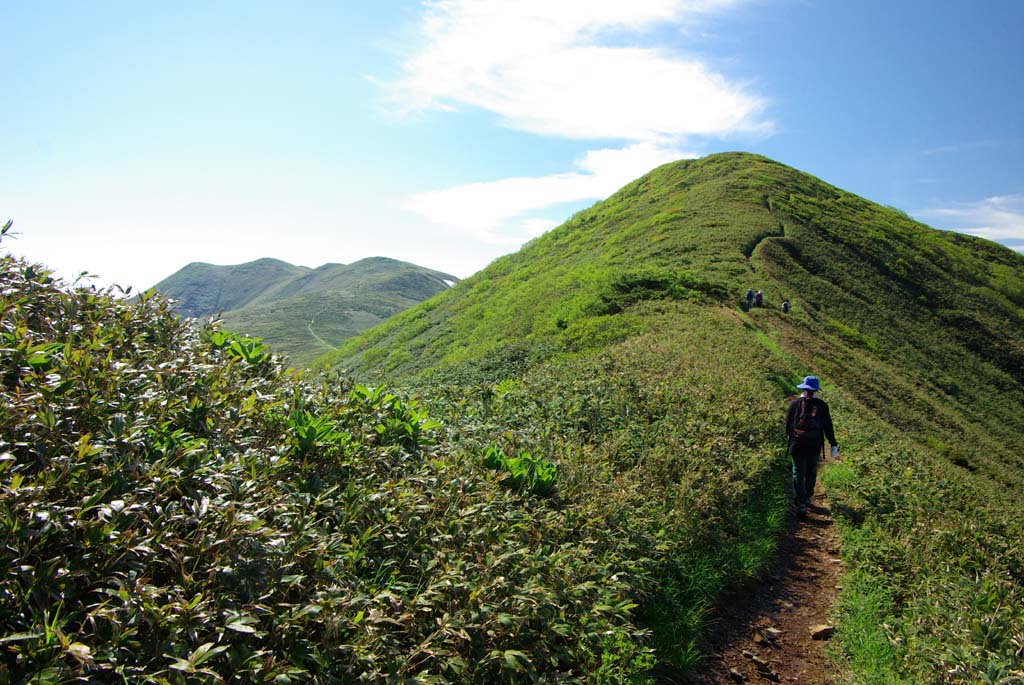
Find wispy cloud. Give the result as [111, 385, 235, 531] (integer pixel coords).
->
[915, 195, 1024, 250]
[921, 139, 1019, 157]
[406, 143, 693, 241]
[392, 0, 766, 241]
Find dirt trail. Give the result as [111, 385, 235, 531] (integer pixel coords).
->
[691, 484, 845, 684]
[306, 317, 334, 351]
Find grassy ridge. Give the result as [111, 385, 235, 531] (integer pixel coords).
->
[321, 152, 1024, 682]
[317, 153, 777, 376]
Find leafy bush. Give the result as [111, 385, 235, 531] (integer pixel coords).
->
[0, 231, 653, 682]
[590, 269, 704, 315]
[481, 445, 558, 497]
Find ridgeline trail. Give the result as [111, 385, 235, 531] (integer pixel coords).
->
[692, 480, 845, 684]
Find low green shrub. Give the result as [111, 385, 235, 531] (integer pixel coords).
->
[481, 445, 558, 497]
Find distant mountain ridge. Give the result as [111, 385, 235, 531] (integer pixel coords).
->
[150, 256, 457, 365]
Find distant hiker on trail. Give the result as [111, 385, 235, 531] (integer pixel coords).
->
[781, 299, 790, 314]
[785, 376, 838, 518]
[754, 290, 763, 308]
[746, 288, 755, 310]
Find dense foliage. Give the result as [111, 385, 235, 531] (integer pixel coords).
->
[0, 222, 788, 682]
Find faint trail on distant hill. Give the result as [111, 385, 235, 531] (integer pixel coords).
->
[690, 482, 845, 685]
[306, 316, 334, 351]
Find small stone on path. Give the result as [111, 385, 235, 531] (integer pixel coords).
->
[810, 624, 836, 640]
[728, 667, 746, 682]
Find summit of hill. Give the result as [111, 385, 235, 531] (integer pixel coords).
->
[324, 153, 1023, 475]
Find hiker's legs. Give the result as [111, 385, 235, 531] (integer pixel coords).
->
[803, 453, 818, 506]
[791, 455, 804, 505]
[791, 453, 817, 507]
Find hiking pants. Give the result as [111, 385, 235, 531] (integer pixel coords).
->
[791, 452, 818, 507]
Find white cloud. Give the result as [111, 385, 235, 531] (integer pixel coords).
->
[407, 143, 693, 240]
[916, 195, 1024, 250]
[394, 0, 767, 245]
[391, 0, 765, 141]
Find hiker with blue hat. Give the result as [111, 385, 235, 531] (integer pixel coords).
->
[785, 375, 838, 517]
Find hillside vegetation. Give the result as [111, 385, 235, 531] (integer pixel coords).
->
[1, 150, 1022, 684]
[152, 257, 457, 366]
[321, 152, 1024, 682]
[5, 223, 718, 682]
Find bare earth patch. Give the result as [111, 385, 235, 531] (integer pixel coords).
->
[689, 484, 846, 684]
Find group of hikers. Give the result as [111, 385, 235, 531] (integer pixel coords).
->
[745, 288, 790, 313]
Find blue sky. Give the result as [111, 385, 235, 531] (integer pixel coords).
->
[2, 0, 1022, 289]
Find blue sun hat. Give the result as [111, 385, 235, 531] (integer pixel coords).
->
[797, 376, 821, 391]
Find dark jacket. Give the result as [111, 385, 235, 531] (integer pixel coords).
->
[785, 396, 837, 457]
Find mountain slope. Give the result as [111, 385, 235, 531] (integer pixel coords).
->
[152, 256, 457, 366]
[320, 152, 1024, 681]
[322, 152, 1023, 475]
[4, 151, 1021, 681]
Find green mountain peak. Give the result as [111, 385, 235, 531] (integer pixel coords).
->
[323, 148, 1024, 480]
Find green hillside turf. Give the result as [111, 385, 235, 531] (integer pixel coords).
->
[152, 256, 457, 366]
[320, 152, 1024, 682]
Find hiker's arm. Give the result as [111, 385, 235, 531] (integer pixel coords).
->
[823, 403, 837, 447]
